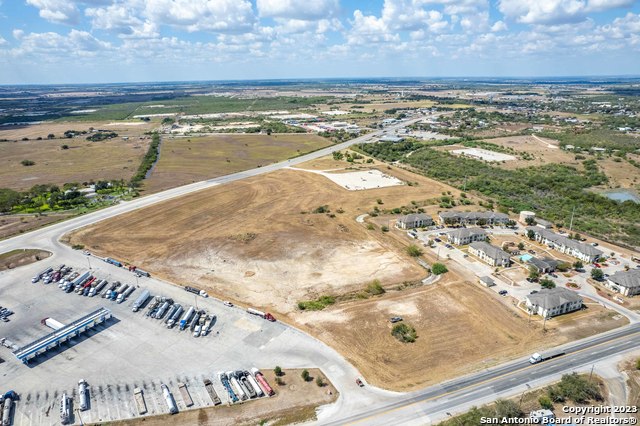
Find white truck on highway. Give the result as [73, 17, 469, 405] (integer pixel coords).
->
[529, 351, 565, 364]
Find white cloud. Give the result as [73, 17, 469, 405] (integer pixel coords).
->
[491, 20, 508, 32]
[143, 0, 255, 32]
[381, 0, 449, 32]
[347, 10, 399, 45]
[86, 4, 158, 38]
[26, 0, 80, 24]
[586, 0, 636, 12]
[257, 0, 339, 20]
[0, 36, 7, 46]
[10, 29, 111, 59]
[498, 0, 636, 25]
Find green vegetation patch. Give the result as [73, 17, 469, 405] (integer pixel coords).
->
[297, 295, 336, 311]
[391, 323, 418, 343]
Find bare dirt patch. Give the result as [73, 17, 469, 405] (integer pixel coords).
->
[142, 133, 332, 193]
[0, 120, 156, 141]
[0, 248, 52, 271]
[0, 213, 73, 240]
[106, 368, 337, 426]
[0, 136, 150, 190]
[67, 165, 454, 313]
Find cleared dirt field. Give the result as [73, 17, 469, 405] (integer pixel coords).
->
[68, 164, 458, 313]
[142, 133, 332, 193]
[107, 368, 337, 426]
[0, 120, 157, 141]
[294, 277, 627, 391]
[0, 213, 73, 240]
[0, 137, 150, 190]
[0, 248, 52, 271]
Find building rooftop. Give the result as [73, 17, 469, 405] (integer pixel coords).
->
[528, 256, 559, 271]
[526, 227, 603, 257]
[447, 227, 486, 239]
[440, 211, 509, 221]
[608, 269, 640, 289]
[469, 241, 511, 262]
[526, 288, 583, 310]
[397, 213, 432, 224]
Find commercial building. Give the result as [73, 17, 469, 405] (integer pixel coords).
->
[447, 228, 487, 245]
[525, 288, 583, 318]
[396, 213, 434, 229]
[469, 241, 511, 267]
[606, 270, 640, 297]
[527, 256, 559, 274]
[439, 211, 510, 226]
[526, 227, 603, 263]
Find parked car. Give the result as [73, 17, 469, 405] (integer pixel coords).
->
[390, 316, 403, 323]
[223, 301, 233, 307]
[434, 238, 442, 243]
[591, 242, 599, 246]
[530, 290, 538, 294]
[445, 244, 453, 249]
[498, 290, 508, 296]
[356, 378, 364, 387]
[550, 273, 558, 278]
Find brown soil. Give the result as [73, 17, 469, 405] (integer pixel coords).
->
[67, 165, 455, 313]
[142, 133, 332, 193]
[0, 248, 52, 270]
[103, 368, 337, 426]
[0, 213, 73, 240]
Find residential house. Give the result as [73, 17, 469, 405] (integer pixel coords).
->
[439, 211, 510, 226]
[527, 257, 559, 274]
[396, 213, 434, 230]
[447, 228, 487, 245]
[535, 218, 553, 229]
[525, 288, 583, 318]
[478, 276, 495, 287]
[606, 269, 640, 297]
[469, 241, 511, 267]
[526, 227, 603, 263]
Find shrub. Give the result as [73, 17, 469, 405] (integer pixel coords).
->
[431, 263, 448, 275]
[274, 366, 283, 376]
[366, 223, 375, 230]
[591, 268, 604, 281]
[552, 373, 602, 404]
[406, 244, 423, 257]
[61, 144, 69, 150]
[297, 295, 336, 311]
[312, 205, 330, 214]
[21, 159, 35, 166]
[392, 323, 417, 343]
[366, 279, 385, 295]
[538, 395, 553, 410]
[636, 358, 640, 370]
[71, 244, 85, 250]
[301, 369, 310, 382]
[540, 278, 556, 289]
[381, 225, 389, 232]
[316, 376, 325, 387]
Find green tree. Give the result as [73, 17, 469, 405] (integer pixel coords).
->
[591, 268, 604, 281]
[301, 369, 310, 382]
[61, 144, 69, 150]
[391, 323, 418, 343]
[21, 159, 35, 166]
[540, 278, 556, 289]
[0, 188, 21, 213]
[538, 395, 553, 410]
[525, 217, 536, 226]
[494, 399, 523, 418]
[47, 133, 55, 139]
[573, 260, 584, 270]
[406, 244, 423, 257]
[526, 229, 536, 240]
[517, 242, 525, 250]
[316, 376, 325, 387]
[528, 267, 540, 281]
[366, 279, 385, 295]
[274, 366, 283, 377]
[431, 263, 448, 275]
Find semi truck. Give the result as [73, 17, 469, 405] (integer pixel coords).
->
[78, 379, 88, 411]
[218, 372, 239, 404]
[184, 286, 209, 298]
[167, 305, 184, 328]
[202, 315, 217, 336]
[529, 351, 566, 364]
[41, 317, 64, 330]
[251, 368, 275, 396]
[132, 289, 151, 312]
[161, 384, 178, 414]
[177, 382, 193, 407]
[32, 266, 53, 283]
[89, 280, 108, 297]
[164, 304, 180, 324]
[105, 258, 122, 267]
[203, 379, 221, 405]
[133, 387, 147, 415]
[1, 394, 13, 426]
[135, 269, 150, 278]
[247, 308, 276, 322]
[179, 306, 196, 330]
[154, 299, 173, 319]
[245, 371, 264, 397]
[189, 311, 202, 332]
[227, 371, 247, 401]
[60, 393, 71, 425]
[117, 286, 135, 304]
[237, 371, 257, 399]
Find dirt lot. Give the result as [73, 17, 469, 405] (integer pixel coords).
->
[107, 368, 337, 426]
[67, 164, 458, 313]
[0, 213, 73, 240]
[142, 133, 332, 193]
[0, 136, 150, 190]
[294, 274, 627, 391]
[0, 248, 52, 271]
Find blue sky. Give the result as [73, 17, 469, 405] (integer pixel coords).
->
[0, 0, 639, 84]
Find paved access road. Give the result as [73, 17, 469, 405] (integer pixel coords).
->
[319, 323, 640, 425]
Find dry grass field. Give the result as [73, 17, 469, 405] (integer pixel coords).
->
[0, 136, 150, 190]
[0, 248, 52, 271]
[67, 163, 459, 313]
[142, 133, 332, 193]
[0, 120, 157, 141]
[0, 213, 73, 240]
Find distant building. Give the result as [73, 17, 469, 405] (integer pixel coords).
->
[478, 276, 495, 287]
[439, 211, 510, 226]
[447, 228, 487, 245]
[535, 218, 553, 229]
[606, 270, 640, 297]
[527, 256, 559, 274]
[396, 213, 433, 230]
[379, 135, 404, 143]
[525, 288, 583, 318]
[519, 210, 536, 224]
[469, 242, 511, 267]
[526, 227, 602, 263]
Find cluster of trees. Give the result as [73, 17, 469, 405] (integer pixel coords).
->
[86, 131, 118, 142]
[0, 184, 87, 213]
[359, 142, 640, 247]
[130, 133, 160, 187]
[391, 323, 417, 343]
[319, 129, 359, 144]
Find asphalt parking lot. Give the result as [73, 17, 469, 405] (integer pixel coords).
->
[0, 258, 317, 425]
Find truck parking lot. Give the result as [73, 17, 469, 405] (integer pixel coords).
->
[0, 256, 362, 425]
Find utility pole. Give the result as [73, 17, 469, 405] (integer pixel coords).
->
[589, 364, 595, 383]
[86, 255, 91, 270]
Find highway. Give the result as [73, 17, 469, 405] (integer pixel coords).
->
[320, 323, 640, 425]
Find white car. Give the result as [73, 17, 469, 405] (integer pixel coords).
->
[223, 301, 233, 307]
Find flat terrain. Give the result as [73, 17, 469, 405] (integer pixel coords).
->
[0, 248, 51, 270]
[0, 120, 157, 142]
[67, 163, 458, 313]
[142, 133, 332, 193]
[0, 213, 73, 240]
[108, 369, 337, 426]
[0, 136, 150, 190]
